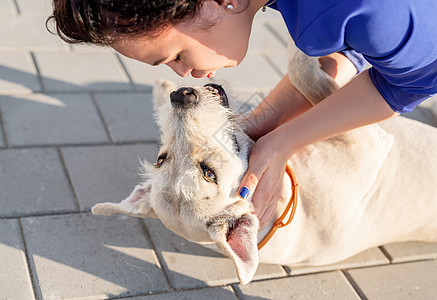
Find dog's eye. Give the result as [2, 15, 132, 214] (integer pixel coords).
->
[200, 162, 217, 183]
[156, 153, 167, 168]
[204, 169, 215, 181]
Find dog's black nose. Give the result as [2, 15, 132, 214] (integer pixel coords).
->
[170, 87, 198, 107]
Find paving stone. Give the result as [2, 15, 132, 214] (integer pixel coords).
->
[119, 56, 212, 91]
[61, 144, 159, 210]
[144, 218, 286, 289]
[382, 242, 437, 263]
[1, 93, 109, 146]
[403, 107, 437, 127]
[128, 286, 237, 299]
[0, 219, 35, 300]
[248, 22, 287, 55]
[286, 247, 390, 276]
[21, 213, 168, 299]
[265, 54, 289, 77]
[0, 0, 17, 16]
[94, 92, 160, 143]
[16, 0, 52, 15]
[420, 94, 437, 113]
[264, 16, 292, 47]
[0, 148, 77, 217]
[71, 43, 116, 53]
[0, 16, 67, 51]
[234, 271, 359, 299]
[212, 54, 282, 93]
[34, 52, 132, 92]
[348, 260, 437, 299]
[0, 52, 41, 94]
[251, 10, 289, 53]
[230, 91, 267, 115]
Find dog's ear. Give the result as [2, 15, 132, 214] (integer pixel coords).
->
[91, 183, 157, 218]
[207, 213, 259, 284]
[153, 80, 176, 109]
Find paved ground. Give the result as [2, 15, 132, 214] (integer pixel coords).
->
[1, 1, 437, 299]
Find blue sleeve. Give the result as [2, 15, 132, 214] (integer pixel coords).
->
[270, 0, 437, 113]
[344, 1, 437, 113]
[340, 50, 366, 74]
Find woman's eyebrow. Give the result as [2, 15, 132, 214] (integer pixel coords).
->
[152, 57, 167, 66]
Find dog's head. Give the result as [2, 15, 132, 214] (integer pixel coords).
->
[92, 81, 259, 284]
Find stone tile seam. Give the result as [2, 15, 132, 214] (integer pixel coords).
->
[378, 245, 393, 262]
[264, 21, 289, 48]
[29, 51, 46, 92]
[10, 0, 20, 15]
[263, 53, 286, 77]
[0, 91, 154, 97]
[57, 147, 82, 212]
[233, 256, 437, 288]
[0, 103, 9, 148]
[106, 285, 239, 300]
[18, 218, 41, 300]
[114, 53, 138, 92]
[138, 218, 174, 290]
[230, 283, 244, 300]
[341, 270, 368, 300]
[90, 93, 116, 143]
[1, 140, 159, 151]
[0, 209, 90, 221]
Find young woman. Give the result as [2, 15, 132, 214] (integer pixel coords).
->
[48, 0, 437, 228]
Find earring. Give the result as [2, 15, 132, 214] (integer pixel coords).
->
[226, 3, 234, 10]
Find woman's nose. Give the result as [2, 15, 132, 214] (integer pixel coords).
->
[166, 61, 191, 77]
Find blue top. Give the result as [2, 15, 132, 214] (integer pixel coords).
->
[268, 0, 437, 113]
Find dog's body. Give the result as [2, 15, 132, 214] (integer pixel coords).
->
[92, 43, 437, 284]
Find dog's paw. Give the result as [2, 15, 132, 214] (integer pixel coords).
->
[153, 80, 176, 108]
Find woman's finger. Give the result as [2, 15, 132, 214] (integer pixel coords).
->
[252, 169, 280, 222]
[238, 167, 261, 201]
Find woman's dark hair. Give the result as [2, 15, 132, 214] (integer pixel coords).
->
[47, 0, 207, 45]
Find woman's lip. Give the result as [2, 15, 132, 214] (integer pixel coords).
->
[191, 71, 214, 78]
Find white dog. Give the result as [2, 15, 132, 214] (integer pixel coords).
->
[92, 44, 437, 284]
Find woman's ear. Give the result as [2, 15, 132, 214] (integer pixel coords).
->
[204, 0, 241, 13]
[212, 0, 238, 9]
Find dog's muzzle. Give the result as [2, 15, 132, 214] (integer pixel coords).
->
[169, 84, 230, 109]
[170, 87, 198, 108]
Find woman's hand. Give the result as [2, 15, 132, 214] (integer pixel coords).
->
[238, 128, 291, 229]
[239, 70, 397, 230]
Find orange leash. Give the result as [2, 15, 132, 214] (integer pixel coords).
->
[257, 164, 299, 250]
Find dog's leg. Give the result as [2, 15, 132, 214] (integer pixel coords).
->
[287, 41, 339, 105]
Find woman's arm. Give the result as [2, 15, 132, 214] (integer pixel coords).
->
[245, 52, 358, 141]
[240, 68, 398, 228]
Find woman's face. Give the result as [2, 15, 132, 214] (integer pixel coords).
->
[111, 0, 254, 78]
